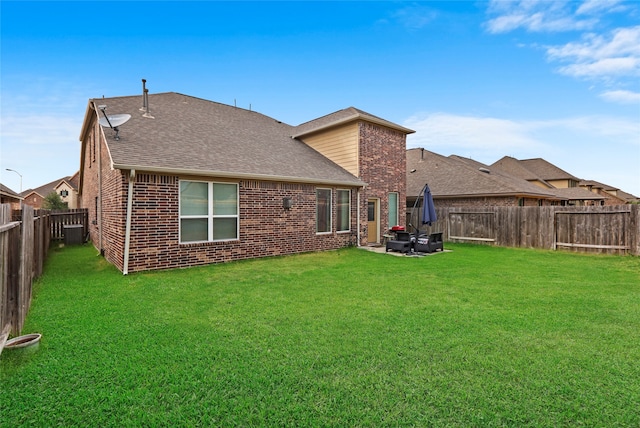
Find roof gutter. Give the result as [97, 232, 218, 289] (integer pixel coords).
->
[110, 163, 367, 188]
[123, 169, 135, 275]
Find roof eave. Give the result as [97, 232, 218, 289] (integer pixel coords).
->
[111, 164, 367, 188]
[292, 114, 415, 138]
[418, 192, 565, 200]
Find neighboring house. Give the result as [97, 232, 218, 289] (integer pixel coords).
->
[406, 148, 564, 209]
[21, 172, 80, 209]
[0, 184, 22, 210]
[579, 180, 638, 204]
[490, 157, 620, 206]
[78, 91, 413, 273]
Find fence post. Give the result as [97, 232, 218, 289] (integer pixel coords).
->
[631, 204, 639, 256]
[15, 206, 34, 335]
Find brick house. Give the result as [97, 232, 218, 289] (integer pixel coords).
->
[20, 173, 80, 209]
[78, 91, 413, 273]
[490, 157, 610, 206]
[406, 148, 565, 210]
[0, 184, 22, 210]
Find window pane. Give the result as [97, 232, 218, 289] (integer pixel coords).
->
[368, 201, 375, 222]
[337, 190, 350, 232]
[316, 189, 331, 233]
[213, 183, 238, 215]
[213, 218, 238, 240]
[389, 192, 398, 227]
[180, 181, 208, 215]
[181, 218, 208, 242]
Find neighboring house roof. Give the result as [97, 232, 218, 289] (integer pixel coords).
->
[82, 93, 369, 187]
[1, 183, 23, 200]
[580, 179, 615, 191]
[549, 187, 605, 201]
[489, 156, 552, 187]
[580, 179, 638, 203]
[517, 158, 581, 182]
[292, 107, 415, 138]
[21, 174, 78, 199]
[407, 149, 560, 200]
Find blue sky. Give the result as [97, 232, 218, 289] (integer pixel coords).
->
[1, 1, 639, 196]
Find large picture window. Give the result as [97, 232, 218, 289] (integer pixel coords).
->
[180, 180, 238, 243]
[336, 189, 351, 232]
[316, 188, 332, 234]
[389, 192, 398, 227]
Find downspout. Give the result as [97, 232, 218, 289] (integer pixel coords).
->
[123, 169, 135, 275]
[97, 114, 103, 255]
[356, 188, 361, 247]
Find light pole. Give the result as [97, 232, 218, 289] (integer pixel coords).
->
[5, 168, 23, 208]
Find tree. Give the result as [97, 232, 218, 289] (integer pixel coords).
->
[43, 191, 68, 210]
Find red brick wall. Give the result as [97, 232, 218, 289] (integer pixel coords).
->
[22, 193, 45, 209]
[123, 177, 358, 272]
[358, 122, 407, 244]
[80, 119, 128, 271]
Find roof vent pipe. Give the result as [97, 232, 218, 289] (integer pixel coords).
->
[140, 79, 147, 111]
[479, 167, 491, 174]
[142, 87, 154, 119]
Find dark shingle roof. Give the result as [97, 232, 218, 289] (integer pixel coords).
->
[518, 158, 580, 181]
[490, 156, 551, 184]
[292, 107, 414, 138]
[21, 175, 75, 198]
[1, 183, 22, 199]
[491, 156, 580, 183]
[407, 149, 559, 199]
[550, 187, 605, 200]
[91, 92, 365, 186]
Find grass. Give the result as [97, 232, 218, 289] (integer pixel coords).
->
[1, 243, 639, 427]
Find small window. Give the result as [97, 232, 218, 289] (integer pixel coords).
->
[316, 188, 332, 234]
[388, 192, 398, 227]
[180, 180, 238, 243]
[336, 189, 350, 232]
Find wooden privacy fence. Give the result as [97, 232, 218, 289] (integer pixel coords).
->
[409, 205, 639, 256]
[1, 205, 51, 354]
[50, 209, 89, 241]
[1, 206, 89, 352]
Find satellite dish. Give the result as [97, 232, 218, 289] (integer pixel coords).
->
[99, 114, 131, 128]
[97, 105, 131, 140]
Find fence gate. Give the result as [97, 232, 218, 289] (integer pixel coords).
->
[554, 210, 631, 254]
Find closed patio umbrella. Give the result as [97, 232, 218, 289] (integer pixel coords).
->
[422, 184, 437, 226]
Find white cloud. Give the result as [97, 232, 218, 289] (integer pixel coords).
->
[576, 0, 628, 15]
[485, 0, 598, 34]
[403, 113, 548, 160]
[391, 4, 438, 30]
[403, 111, 640, 196]
[600, 89, 640, 103]
[546, 26, 640, 79]
[1, 114, 81, 147]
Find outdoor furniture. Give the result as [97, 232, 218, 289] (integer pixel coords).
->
[414, 232, 444, 253]
[385, 231, 414, 254]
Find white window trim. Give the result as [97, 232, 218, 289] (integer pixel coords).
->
[179, 180, 239, 243]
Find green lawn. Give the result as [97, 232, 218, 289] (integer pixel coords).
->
[1, 244, 639, 427]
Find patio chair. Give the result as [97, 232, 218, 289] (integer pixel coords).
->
[414, 232, 444, 253]
[385, 231, 414, 254]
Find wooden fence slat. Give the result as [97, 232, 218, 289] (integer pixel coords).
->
[407, 204, 638, 256]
